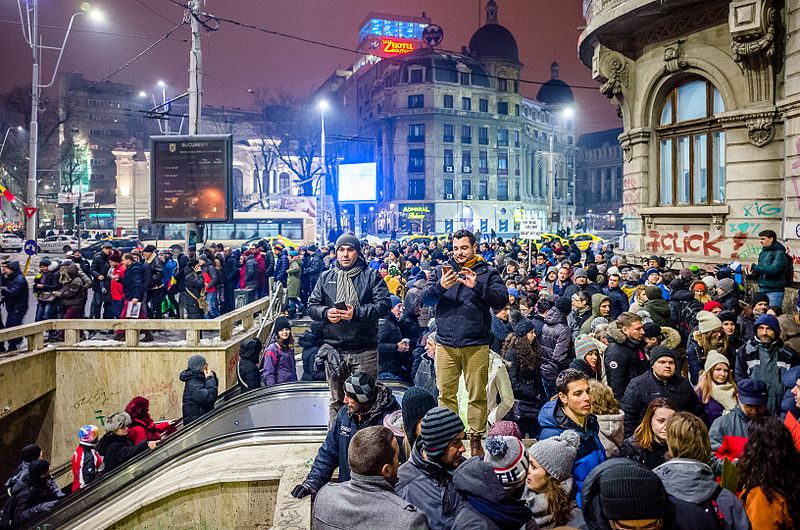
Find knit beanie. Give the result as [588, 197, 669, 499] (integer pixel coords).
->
[702, 275, 718, 289]
[187, 354, 206, 372]
[488, 420, 522, 440]
[607, 266, 620, 277]
[590, 317, 609, 332]
[335, 233, 361, 253]
[703, 350, 730, 373]
[273, 316, 291, 333]
[644, 285, 662, 300]
[483, 436, 530, 490]
[401, 386, 437, 447]
[29, 459, 50, 480]
[696, 311, 722, 334]
[508, 287, 520, 299]
[78, 425, 100, 445]
[513, 318, 535, 337]
[20, 444, 41, 463]
[643, 322, 662, 339]
[679, 268, 693, 281]
[527, 430, 580, 482]
[754, 313, 780, 335]
[599, 461, 672, 520]
[716, 278, 735, 297]
[390, 295, 402, 308]
[738, 378, 768, 406]
[574, 268, 588, 279]
[421, 407, 465, 460]
[574, 335, 599, 360]
[644, 268, 660, 279]
[703, 301, 723, 312]
[105, 411, 131, 432]
[718, 310, 737, 324]
[648, 345, 678, 366]
[344, 371, 377, 404]
[555, 296, 572, 316]
[750, 292, 770, 307]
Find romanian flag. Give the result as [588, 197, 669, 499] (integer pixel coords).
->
[0, 184, 15, 202]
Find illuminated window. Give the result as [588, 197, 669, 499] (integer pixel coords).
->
[657, 78, 726, 206]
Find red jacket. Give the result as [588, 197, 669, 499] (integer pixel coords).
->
[110, 264, 126, 301]
[71, 443, 103, 492]
[127, 417, 174, 445]
[786, 411, 800, 453]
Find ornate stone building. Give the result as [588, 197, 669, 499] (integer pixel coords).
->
[578, 0, 798, 267]
[575, 127, 624, 219]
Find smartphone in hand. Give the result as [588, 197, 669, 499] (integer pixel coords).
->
[334, 301, 348, 311]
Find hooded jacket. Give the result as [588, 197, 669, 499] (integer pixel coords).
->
[239, 252, 258, 290]
[95, 432, 149, 474]
[603, 321, 648, 401]
[11, 473, 61, 525]
[1, 261, 28, 315]
[538, 399, 606, 505]
[378, 312, 412, 382]
[643, 297, 674, 328]
[540, 307, 573, 381]
[304, 384, 400, 493]
[580, 294, 610, 335]
[34, 260, 61, 301]
[57, 263, 87, 308]
[299, 328, 326, 381]
[595, 411, 625, 457]
[602, 285, 628, 319]
[734, 336, 800, 415]
[751, 239, 788, 291]
[237, 339, 262, 391]
[120, 260, 145, 301]
[422, 259, 509, 348]
[274, 249, 289, 285]
[618, 435, 669, 470]
[71, 442, 103, 492]
[308, 257, 391, 351]
[89, 250, 110, 292]
[568, 306, 593, 340]
[451, 457, 535, 530]
[620, 370, 707, 437]
[262, 341, 298, 386]
[709, 406, 753, 474]
[654, 459, 752, 530]
[179, 368, 218, 424]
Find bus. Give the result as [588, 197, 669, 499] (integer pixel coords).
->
[139, 210, 317, 250]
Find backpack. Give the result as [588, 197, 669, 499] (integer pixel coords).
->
[676, 300, 704, 341]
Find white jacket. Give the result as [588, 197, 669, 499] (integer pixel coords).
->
[457, 349, 515, 427]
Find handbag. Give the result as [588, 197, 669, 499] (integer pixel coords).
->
[185, 287, 209, 314]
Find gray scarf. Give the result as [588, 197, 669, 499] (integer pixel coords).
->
[335, 261, 363, 308]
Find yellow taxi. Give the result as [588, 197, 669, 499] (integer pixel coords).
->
[243, 235, 303, 251]
[568, 233, 604, 251]
[533, 233, 569, 247]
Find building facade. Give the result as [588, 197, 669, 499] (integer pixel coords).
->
[321, 2, 578, 237]
[578, 0, 799, 268]
[575, 127, 624, 228]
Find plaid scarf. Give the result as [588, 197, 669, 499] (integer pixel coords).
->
[335, 260, 364, 308]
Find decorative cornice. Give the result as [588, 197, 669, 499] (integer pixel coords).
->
[730, 2, 777, 62]
[718, 109, 778, 147]
[618, 128, 651, 162]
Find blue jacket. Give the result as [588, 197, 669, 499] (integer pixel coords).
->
[162, 258, 177, 289]
[274, 250, 289, 285]
[121, 261, 145, 301]
[538, 399, 606, 506]
[422, 259, 508, 348]
[2, 264, 29, 315]
[304, 384, 399, 493]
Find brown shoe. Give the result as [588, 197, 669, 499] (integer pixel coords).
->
[469, 434, 484, 458]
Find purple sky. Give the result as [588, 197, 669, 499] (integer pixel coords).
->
[0, 0, 621, 136]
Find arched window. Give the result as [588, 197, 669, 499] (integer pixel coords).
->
[657, 79, 726, 206]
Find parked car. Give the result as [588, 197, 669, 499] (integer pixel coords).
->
[37, 234, 80, 254]
[0, 232, 23, 252]
[568, 233, 604, 251]
[80, 238, 142, 260]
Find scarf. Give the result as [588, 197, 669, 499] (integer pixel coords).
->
[710, 382, 738, 413]
[334, 260, 364, 308]
[461, 254, 484, 270]
[522, 478, 574, 529]
[464, 493, 532, 530]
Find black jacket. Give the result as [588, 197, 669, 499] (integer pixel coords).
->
[183, 269, 206, 319]
[299, 329, 326, 381]
[12, 475, 60, 525]
[308, 260, 391, 351]
[734, 337, 800, 415]
[422, 259, 508, 347]
[620, 370, 707, 437]
[179, 369, 218, 424]
[505, 348, 542, 404]
[540, 307, 573, 381]
[604, 321, 648, 401]
[377, 312, 411, 382]
[237, 340, 262, 391]
[602, 286, 629, 319]
[617, 436, 668, 470]
[1, 263, 29, 315]
[144, 255, 164, 290]
[96, 433, 149, 473]
[89, 251, 110, 292]
[223, 251, 240, 289]
[121, 261, 145, 301]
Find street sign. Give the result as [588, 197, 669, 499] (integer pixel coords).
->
[58, 192, 78, 204]
[519, 219, 541, 239]
[23, 206, 37, 219]
[24, 239, 37, 256]
[80, 192, 96, 205]
[422, 24, 444, 47]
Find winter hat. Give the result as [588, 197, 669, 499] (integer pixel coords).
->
[644, 285, 662, 300]
[401, 386, 437, 446]
[273, 317, 291, 333]
[644, 268, 660, 279]
[39, 257, 51, 267]
[555, 296, 572, 316]
[188, 354, 207, 372]
[344, 371, 377, 404]
[143, 244, 157, 253]
[607, 266, 620, 276]
[125, 396, 150, 421]
[574, 335, 599, 360]
[716, 267, 733, 280]
[29, 459, 50, 480]
[648, 345, 678, 366]
[750, 292, 770, 307]
[483, 436, 530, 490]
[335, 233, 361, 253]
[696, 311, 722, 334]
[508, 287, 520, 300]
[527, 430, 580, 482]
[421, 407, 465, 460]
[754, 313, 780, 335]
[643, 322, 662, 339]
[703, 350, 730, 373]
[702, 275, 718, 289]
[679, 268, 693, 281]
[105, 411, 132, 432]
[512, 318, 535, 337]
[738, 378, 768, 406]
[636, 310, 653, 324]
[20, 444, 41, 463]
[238, 337, 262, 362]
[488, 420, 522, 440]
[703, 301, 723, 312]
[389, 295, 402, 308]
[599, 461, 672, 520]
[590, 317, 609, 332]
[574, 268, 588, 279]
[108, 250, 123, 263]
[546, 266, 558, 277]
[716, 278, 735, 297]
[718, 310, 737, 324]
[78, 425, 99, 444]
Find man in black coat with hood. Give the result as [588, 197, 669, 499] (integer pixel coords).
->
[604, 312, 648, 401]
[1, 260, 29, 351]
[179, 354, 218, 424]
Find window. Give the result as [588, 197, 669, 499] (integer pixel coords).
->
[461, 125, 472, 144]
[514, 131, 520, 148]
[444, 179, 454, 198]
[462, 179, 472, 199]
[409, 179, 425, 200]
[497, 102, 509, 115]
[479, 127, 489, 145]
[462, 97, 472, 111]
[462, 150, 472, 171]
[408, 124, 425, 142]
[460, 72, 470, 86]
[497, 128, 509, 147]
[408, 149, 425, 173]
[443, 124, 454, 143]
[479, 180, 488, 198]
[498, 153, 508, 175]
[443, 94, 454, 109]
[498, 179, 509, 201]
[479, 151, 488, 173]
[444, 149, 454, 171]
[498, 78, 508, 92]
[409, 69, 424, 83]
[657, 79, 726, 205]
[479, 99, 489, 112]
[515, 104, 520, 117]
[408, 94, 424, 109]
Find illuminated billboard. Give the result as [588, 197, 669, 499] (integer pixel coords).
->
[338, 163, 377, 202]
[150, 135, 233, 223]
[381, 38, 415, 55]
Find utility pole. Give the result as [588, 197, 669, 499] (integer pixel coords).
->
[26, 0, 40, 241]
[185, 0, 202, 252]
[546, 128, 555, 233]
[319, 107, 326, 246]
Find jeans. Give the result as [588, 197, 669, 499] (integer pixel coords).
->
[111, 300, 124, 319]
[324, 347, 378, 426]
[204, 291, 220, 319]
[435, 343, 490, 435]
[765, 290, 785, 308]
[147, 288, 164, 319]
[35, 301, 56, 322]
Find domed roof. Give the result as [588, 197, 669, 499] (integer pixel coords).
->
[468, 0, 520, 63]
[537, 61, 574, 106]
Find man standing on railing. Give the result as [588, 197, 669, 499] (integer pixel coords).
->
[309, 233, 391, 424]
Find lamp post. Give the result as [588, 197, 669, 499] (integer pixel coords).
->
[317, 99, 329, 245]
[0, 127, 23, 161]
[493, 203, 497, 234]
[545, 106, 574, 234]
[18, 1, 102, 241]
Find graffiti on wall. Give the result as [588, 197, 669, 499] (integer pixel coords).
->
[742, 202, 781, 218]
[646, 227, 726, 256]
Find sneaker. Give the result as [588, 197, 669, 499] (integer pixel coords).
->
[469, 433, 484, 458]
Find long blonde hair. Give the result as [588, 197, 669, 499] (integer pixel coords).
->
[697, 361, 738, 404]
[541, 473, 573, 527]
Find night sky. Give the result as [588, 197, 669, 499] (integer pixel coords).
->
[0, 0, 621, 136]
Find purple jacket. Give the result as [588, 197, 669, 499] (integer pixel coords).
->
[262, 342, 298, 386]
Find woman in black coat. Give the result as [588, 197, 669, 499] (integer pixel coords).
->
[377, 296, 412, 383]
[179, 354, 218, 424]
[96, 412, 156, 473]
[502, 318, 544, 438]
[237, 337, 262, 391]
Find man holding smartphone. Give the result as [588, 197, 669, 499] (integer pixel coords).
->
[309, 233, 391, 423]
[422, 229, 508, 456]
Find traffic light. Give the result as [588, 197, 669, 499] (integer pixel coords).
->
[75, 206, 84, 227]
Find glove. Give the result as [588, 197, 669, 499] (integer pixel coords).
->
[291, 483, 313, 499]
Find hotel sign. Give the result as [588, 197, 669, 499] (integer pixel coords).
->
[381, 38, 415, 55]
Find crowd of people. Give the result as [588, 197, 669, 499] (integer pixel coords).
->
[4, 227, 800, 529]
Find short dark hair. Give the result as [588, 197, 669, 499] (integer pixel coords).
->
[452, 229, 476, 245]
[348, 425, 396, 476]
[759, 229, 777, 240]
[556, 368, 588, 395]
[122, 253, 134, 261]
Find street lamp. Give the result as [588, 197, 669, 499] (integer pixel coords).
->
[0, 126, 23, 160]
[493, 203, 498, 234]
[317, 99, 329, 245]
[18, 0, 103, 240]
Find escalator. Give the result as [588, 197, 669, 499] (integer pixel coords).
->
[28, 380, 409, 529]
